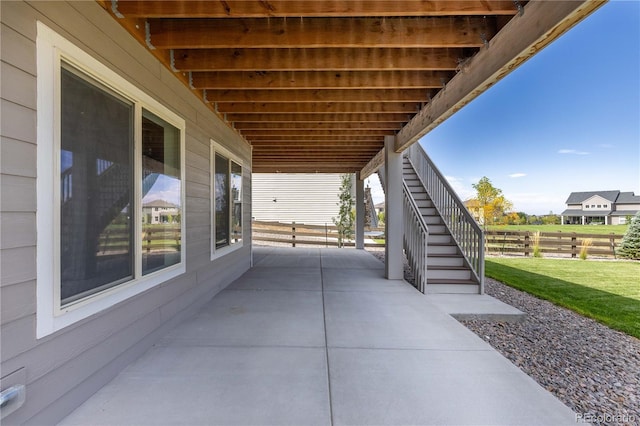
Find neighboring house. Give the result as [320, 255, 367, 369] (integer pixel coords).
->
[252, 173, 345, 225]
[464, 199, 485, 225]
[142, 199, 180, 224]
[561, 190, 640, 225]
[253, 174, 379, 228]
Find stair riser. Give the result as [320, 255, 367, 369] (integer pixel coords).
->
[426, 284, 480, 294]
[423, 216, 442, 225]
[427, 257, 465, 267]
[427, 269, 472, 281]
[428, 246, 458, 255]
[427, 235, 452, 244]
[426, 225, 446, 233]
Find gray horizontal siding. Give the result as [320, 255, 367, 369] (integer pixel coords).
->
[253, 173, 345, 225]
[0, 1, 252, 424]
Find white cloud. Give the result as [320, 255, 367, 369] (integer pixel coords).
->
[598, 143, 614, 149]
[558, 149, 590, 155]
[509, 173, 527, 178]
[444, 175, 475, 200]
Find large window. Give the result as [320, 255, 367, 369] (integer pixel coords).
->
[211, 142, 243, 258]
[37, 23, 185, 337]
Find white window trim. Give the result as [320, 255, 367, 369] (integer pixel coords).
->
[36, 22, 186, 338]
[210, 140, 244, 260]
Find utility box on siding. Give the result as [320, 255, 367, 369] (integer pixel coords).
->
[252, 174, 351, 225]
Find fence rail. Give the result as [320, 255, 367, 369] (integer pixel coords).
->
[485, 230, 623, 258]
[253, 220, 384, 248]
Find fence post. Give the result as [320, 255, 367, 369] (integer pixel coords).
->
[292, 221, 296, 247]
[325, 223, 328, 247]
[571, 233, 577, 258]
[610, 233, 616, 259]
[147, 230, 152, 253]
[524, 232, 530, 257]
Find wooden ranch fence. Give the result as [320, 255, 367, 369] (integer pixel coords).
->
[252, 220, 384, 248]
[485, 230, 622, 258]
[252, 222, 624, 258]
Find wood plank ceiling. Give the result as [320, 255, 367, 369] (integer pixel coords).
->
[101, 1, 527, 173]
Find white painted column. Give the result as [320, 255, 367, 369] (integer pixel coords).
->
[384, 135, 404, 280]
[355, 172, 365, 249]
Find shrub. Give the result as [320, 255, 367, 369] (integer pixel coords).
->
[618, 211, 640, 260]
[579, 238, 592, 260]
[532, 231, 542, 258]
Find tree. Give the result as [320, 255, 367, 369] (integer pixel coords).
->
[333, 174, 354, 248]
[470, 176, 513, 228]
[618, 211, 640, 260]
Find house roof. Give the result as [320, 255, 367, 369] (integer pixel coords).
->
[101, 1, 603, 175]
[143, 199, 178, 208]
[565, 190, 620, 204]
[616, 192, 640, 203]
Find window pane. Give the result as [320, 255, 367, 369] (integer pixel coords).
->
[142, 109, 181, 275]
[215, 153, 229, 249]
[60, 64, 134, 304]
[231, 162, 242, 245]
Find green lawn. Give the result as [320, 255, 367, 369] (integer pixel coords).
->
[485, 257, 640, 338]
[488, 224, 628, 235]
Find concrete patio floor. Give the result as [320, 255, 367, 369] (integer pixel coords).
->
[60, 247, 576, 425]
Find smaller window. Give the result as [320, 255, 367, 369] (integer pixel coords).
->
[211, 141, 243, 259]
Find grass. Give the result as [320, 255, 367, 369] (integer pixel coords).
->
[485, 257, 640, 339]
[488, 224, 628, 235]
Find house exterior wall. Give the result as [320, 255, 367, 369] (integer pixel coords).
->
[615, 203, 640, 212]
[252, 173, 344, 225]
[0, 2, 252, 424]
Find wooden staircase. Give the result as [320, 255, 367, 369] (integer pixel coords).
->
[403, 158, 480, 294]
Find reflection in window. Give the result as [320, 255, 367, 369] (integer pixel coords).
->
[231, 162, 242, 245]
[213, 150, 242, 252]
[142, 110, 181, 275]
[60, 64, 134, 305]
[215, 153, 230, 249]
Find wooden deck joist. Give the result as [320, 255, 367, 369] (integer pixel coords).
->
[102, 0, 599, 173]
[115, 1, 521, 18]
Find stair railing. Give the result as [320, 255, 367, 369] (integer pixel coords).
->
[402, 181, 428, 293]
[405, 143, 484, 293]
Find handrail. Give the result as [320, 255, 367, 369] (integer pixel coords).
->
[402, 181, 428, 293]
[406, 143, 484, 293]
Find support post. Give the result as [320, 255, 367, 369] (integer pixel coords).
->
[385, 135, 404, 280]
[355, 172, 365, 249]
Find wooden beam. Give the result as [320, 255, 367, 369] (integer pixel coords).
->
[227, 113, 411, 123]
[216, 102, 421, 114]
[248, 136, 383, 142]
[253, 165, 364, 173]
[254, 153, 376, 158]
[192, 70, 452, 90]
[206, 89, 434, 103]
[173, 48, 466, 71]
[359, 148, 386, 179]
[235, 122, 402, 130]
[240, 129, 393, 137]
[116, 1, 520, 18]
[251, 141, 382, 147]
[395, 0, 606, 152]
[148, 17, 496, 49]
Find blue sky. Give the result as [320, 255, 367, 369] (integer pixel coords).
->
[367, 1, 639, 215]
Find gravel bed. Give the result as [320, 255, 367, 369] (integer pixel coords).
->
[461, 277, 639, 425]
[365, 249, 640, 425]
